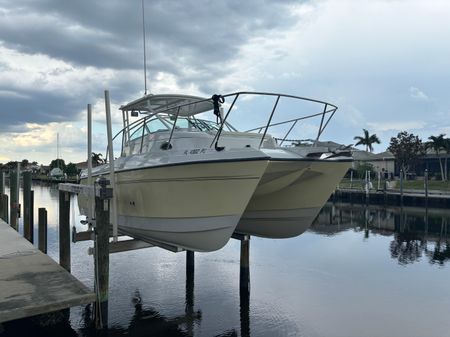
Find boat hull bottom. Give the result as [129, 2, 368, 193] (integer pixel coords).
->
[117, 214, 240, 252]
[236, 207, 321, 238]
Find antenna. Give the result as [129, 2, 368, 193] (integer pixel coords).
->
[142, 0, 148, 95]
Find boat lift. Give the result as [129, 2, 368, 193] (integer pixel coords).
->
[59, 90, 251, 329]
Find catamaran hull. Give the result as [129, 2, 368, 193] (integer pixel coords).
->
[79, 159, 268, 252]
[237, 160, 351, 238]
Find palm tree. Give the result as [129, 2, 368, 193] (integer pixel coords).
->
[427, 134, 445, 181]
[91, 152, 105, 167]
[353, 129, 380, 152]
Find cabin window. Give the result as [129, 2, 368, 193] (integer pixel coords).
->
[147, 118, 170, 133]
[129, 125, 145, 140]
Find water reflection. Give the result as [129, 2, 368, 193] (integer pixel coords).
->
[313, 202, 450, 266]
[239, 285, 250, 337]
[5, 183, 450, 336]
[76, 290, 202, 337]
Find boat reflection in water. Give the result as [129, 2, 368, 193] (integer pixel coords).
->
[313, 202, 450, 266]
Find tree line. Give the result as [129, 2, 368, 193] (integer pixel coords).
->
[353, 129, 450, 181]
[0, 152, 106, 177]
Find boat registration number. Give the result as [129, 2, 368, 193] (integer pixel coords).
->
[184, 148, 207, 155]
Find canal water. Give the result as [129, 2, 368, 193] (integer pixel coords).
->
[1, 183, 450, 337]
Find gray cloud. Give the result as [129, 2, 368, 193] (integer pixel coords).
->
[0, 0, 300, 70]
[0, 89, 83, 129]
[0, 0, 304, 130]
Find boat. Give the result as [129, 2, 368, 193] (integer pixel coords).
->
[191, 92, 352, 239]
[237, 141, 352, 239]
[78, 94, 269, 252]
[78, 91, 351, 249]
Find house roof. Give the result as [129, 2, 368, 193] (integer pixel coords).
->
[75, 161, 88, 170]
[352, 150, 394, 161]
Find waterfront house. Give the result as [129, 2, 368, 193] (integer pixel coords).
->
[351, 150, 395, 177]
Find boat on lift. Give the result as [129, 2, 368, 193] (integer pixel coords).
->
[78, 91, 351, 249]
[204, 92, 352, 238]
[78, 94, 269, 252]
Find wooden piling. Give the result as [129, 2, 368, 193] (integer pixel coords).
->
[59, 191, 71, 272]
[9, 169, 18, 231]
[240, 238, 250, 292]
[185, 251, 194, 318]
[38, 208, 48, 254]
[0, 194, 3, 223]
[94, 178, 111, 329]
[23, 171, 32, 242]
[239, 237, 250, 337]
[30, 190, 34, 243]
[186, 251, 194, 276]
[0, 172, 4, 219]
[0, 171, 4, 195]
[1, 194, 8, 223]
[240, 272, 250, 337]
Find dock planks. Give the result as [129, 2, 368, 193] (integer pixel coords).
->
[0, 219, 95, 323]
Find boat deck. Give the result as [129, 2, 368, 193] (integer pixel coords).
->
[0, 219, 95, 323]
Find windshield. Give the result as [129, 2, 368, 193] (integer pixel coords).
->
[160, 116, 227, 132]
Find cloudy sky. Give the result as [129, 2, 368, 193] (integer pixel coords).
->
[1, 0, 450, 164]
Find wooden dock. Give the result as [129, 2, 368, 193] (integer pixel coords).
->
[333, 188, 450, 208]
[0, 219, 95, 323]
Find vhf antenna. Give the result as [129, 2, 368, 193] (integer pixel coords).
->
[142, 0, 148, 95]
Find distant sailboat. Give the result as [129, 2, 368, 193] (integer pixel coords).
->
[50, 133, 64, 180]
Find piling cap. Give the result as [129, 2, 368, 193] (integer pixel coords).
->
[96, 176, 110, 188]
[95, 177, 113, 199]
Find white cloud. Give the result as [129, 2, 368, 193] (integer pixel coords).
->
[0, 122, 96, 164]
[409, 86, 429, 101]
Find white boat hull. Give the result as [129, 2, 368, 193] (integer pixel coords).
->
[237, 160, 351, 238]
[79, 159, 268, 251]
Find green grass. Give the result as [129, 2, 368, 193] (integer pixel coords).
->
[401, 179, 450, 191]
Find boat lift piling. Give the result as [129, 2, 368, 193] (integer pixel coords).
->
[9, 164, 20, 231]
[23, 171, 34, 243]
[232, 233, 251, 292]
[93, 177, 112, 329]
[59, 191, 71, 272]
[186, 250, 195, 280]
[1, 194, 8, 224]
[87, 103, 93, 222]
[0, 171, 5, 222]
[38, 207, 48, 253]
[104, 90, 118, 242]
[0, 171, 4, 194]
[185, 250, 194, 315]
[59, 180, 112, 329]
